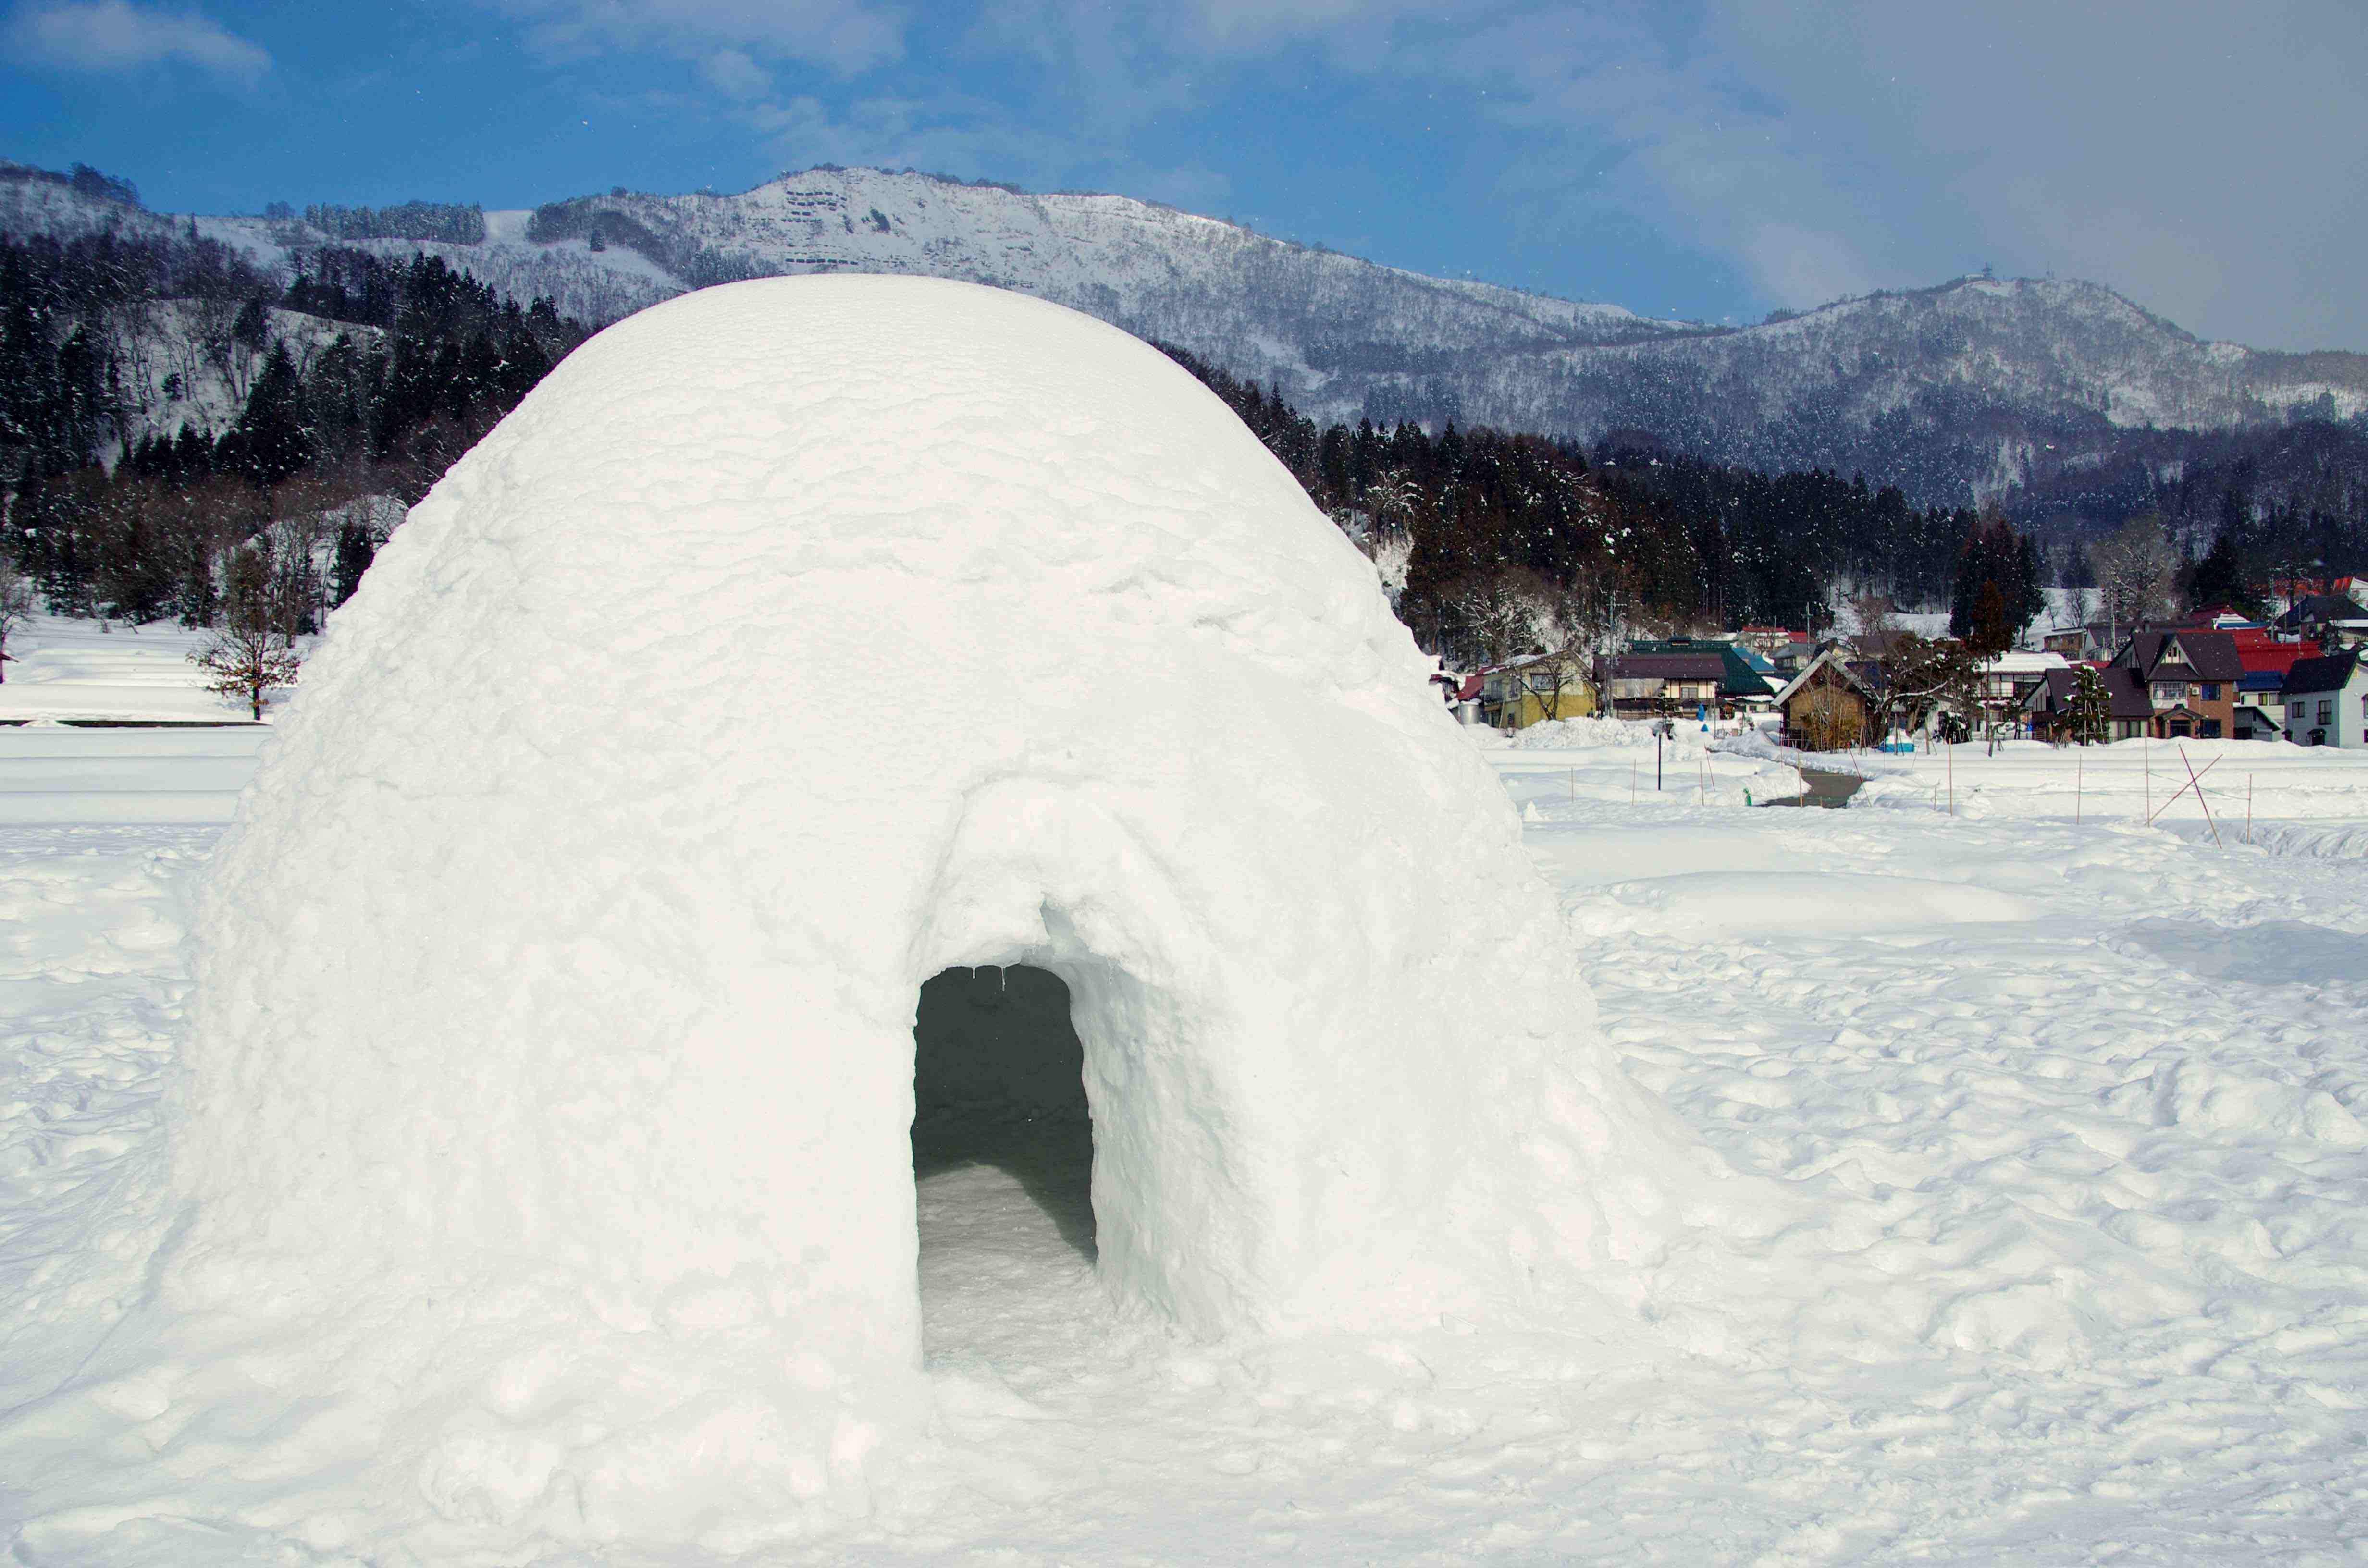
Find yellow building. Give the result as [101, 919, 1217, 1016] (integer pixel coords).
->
[1479, 652, 1598, 730]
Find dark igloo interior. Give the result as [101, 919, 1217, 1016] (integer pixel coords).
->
[911, 965, 1099, 1351]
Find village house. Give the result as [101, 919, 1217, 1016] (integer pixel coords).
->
[2229, 630, 2321, 741]
[1765, 634, 1818, 677]
[1733, 625, 1806, 660]
[2041, 622, 2116, 662]
[2107, 629, 2242, 739]
[2022, 665, 2156, 742]
[1771, 648, 1882, 750]
[1592, 650, 1729, 719]
[2021, 669, 2082, 741]
[1476, 651, 1597, 731]
[1622, 637, 1776, 715]
[2282, 649, 2368, 748]
[2276, 593, 2368, 649]
[1974, 650, 2070, 736]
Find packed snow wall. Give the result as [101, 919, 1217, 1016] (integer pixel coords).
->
[162, 275, 1712, 1536]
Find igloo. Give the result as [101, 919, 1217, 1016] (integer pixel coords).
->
[164, 276, 1708, 1529]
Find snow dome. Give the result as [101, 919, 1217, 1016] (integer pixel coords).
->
[164, 275, 1707, 1533]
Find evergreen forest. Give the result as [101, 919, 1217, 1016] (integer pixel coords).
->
[4, 210, 2343, 671]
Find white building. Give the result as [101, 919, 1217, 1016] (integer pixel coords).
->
[2282, 650, 2368, 748]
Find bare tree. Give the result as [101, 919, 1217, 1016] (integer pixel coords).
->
[0, 557, 34, 684]
[1363, 468, 1423, 537]
[1847, 588, 1900, 658]
[2088, 514, 2179, 633]
[1457, 569, 1553, 669]
[1515, 655, 1587, 723]
[1795, 682, 1866, 751]
[189, 546, 301, 720]
[1877, 633, 1978, 741]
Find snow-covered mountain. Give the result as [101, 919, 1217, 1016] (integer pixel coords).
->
[10, 162, 2366, 500]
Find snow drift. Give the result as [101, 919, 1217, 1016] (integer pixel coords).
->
[159, 275, 1705, 1543]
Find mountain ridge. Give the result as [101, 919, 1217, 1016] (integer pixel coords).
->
[7, 159, 2366, 505]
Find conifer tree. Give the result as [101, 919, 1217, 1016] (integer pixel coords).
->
[228, 343, 312, 487]
[330, 520, 376, 607]
[2185, 530, 2259, 615]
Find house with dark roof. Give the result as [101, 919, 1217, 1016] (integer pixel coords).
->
[2041, 622, 2115, 662]
[2277, 594, 2368, 649]
[2021, 663, 2158, 743]
[1770, 648, 1882, 750]
[1592, 650, 1731, 718]
[2281, 650, 2368, 748]
[1590, 638, 1775, 719]
[2107, 629, 2243, 739]
[1621, 638, 1776, 710]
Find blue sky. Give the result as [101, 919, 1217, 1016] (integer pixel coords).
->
[5, 0, 2364, 350]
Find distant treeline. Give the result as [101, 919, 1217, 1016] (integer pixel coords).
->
[2, 239, 587, 628]
[0, 159, 142, 209]
[1, 209, 2047, 662]
[2010, 416, 2368, 591]
[297, 201, 486, 246]
[1161, 345, 2016, 664]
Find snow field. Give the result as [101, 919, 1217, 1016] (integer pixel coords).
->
[1852, 736, 2368, 846]
[0, 613, 277, 726]
[1480, 716, 1805, 809]
[4, 732, 2367, 1559]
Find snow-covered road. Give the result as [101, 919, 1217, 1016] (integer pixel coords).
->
[3, 732, 2365, 1562]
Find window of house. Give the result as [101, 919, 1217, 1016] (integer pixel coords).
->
[2202, 719, 2222, 738]
[2153, 683, 2185, 703]
[2321, 699, 2336, 723]
[2199, 682, 2220, 701]
[2292, 701, 2306, 718]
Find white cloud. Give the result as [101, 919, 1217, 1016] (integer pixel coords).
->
[1142, 0, 2368, 347]
[699, 47, 771, 99]
[6, 0, 270, 82]
[476, 0, 2368, 347]
[496, 0, 907, 75]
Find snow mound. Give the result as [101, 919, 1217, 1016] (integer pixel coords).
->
[156, 276, 1712, 1546]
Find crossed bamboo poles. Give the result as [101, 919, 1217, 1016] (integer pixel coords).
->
[2143, 744, 2224, 847]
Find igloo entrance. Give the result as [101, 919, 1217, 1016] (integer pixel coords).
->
[911, 965, 1100, 1347]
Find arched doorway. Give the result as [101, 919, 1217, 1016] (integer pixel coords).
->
[911, 965, 1098, 1352]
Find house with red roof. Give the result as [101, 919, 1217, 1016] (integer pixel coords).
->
[2229, 629, 2322, 740]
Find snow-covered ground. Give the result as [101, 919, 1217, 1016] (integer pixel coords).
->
[1849, 737, 2368, 853]
[1480, 714, 1805, 808]
[0, 614, 284, 725]
[4, 728, 2367, 1560]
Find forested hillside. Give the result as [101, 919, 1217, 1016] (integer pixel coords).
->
[1, 228, 585, 630]
[11, 157, 2359, 670]
[10, 159, 2368, 510]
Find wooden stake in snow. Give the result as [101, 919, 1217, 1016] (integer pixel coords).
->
[2178, 744, 2223, 848]
[2145, 751, 2222, 826]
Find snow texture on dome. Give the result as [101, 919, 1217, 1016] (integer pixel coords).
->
[163, 275, 1710, 1540]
